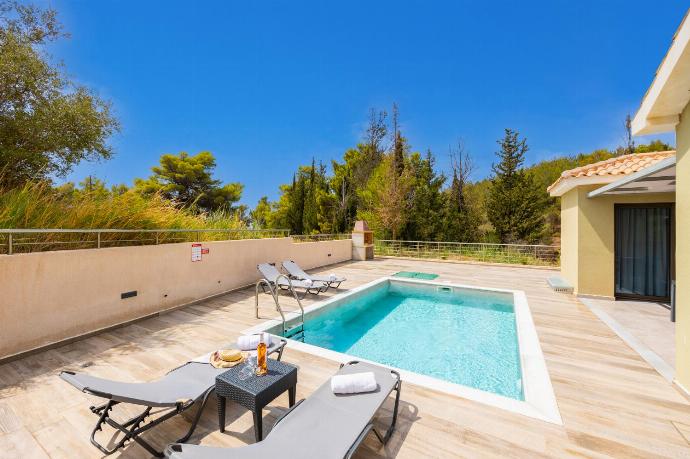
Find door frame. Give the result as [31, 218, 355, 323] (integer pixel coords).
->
[613, 202, 675, 302]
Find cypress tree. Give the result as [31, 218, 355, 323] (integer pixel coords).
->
[303, 159, 319, 233]
[393, 131, 405, 176]
[391, 103, 405, 176]
[486, 129, 546, 243]
[287, 173, 305, 234]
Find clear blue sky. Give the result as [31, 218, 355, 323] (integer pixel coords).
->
[49, 0, 682, 206]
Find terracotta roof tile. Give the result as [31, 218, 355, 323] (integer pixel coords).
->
[546, 150, 675, 192]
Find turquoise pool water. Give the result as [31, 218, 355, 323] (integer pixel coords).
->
[299, 281, 524, 400]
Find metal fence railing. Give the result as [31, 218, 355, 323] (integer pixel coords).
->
[0, 228, 291, 255]
[291, 233, 352, 243]
[374, 240, 560, 267]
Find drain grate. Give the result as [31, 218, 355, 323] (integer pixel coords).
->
[393, 271, 439, 280]
[547, 276, 573, 294]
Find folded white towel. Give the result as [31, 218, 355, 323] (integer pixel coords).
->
[303, 278, 313, 286]
[331, 372, 377, 394]
[237, 333, 272, 351]
[329, 273, 337, 281]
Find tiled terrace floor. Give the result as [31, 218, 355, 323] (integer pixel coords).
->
[2, 258, 690, 458]
[584, 297, 674, 376]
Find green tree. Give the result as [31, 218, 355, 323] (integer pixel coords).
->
[0, 1, 119, 187]
[442, 141, 481, 242]
[635, 139, 673, 153]
[330, 108, 388, 232]
[134, 151, 243, 213]
[251, 196, 272, 228]
[267, 161, 335, 234]
[286, 173, 305, 233]
[302, 159, 320, 232]
[331, 153, 358, 232]
[392, 132, 405, 176]
[486, 129, 546, 243]
[358, 152, 414, 240]
[54, 176, 128, 200]
[391, 104, 405, 177]
[401, 150, 446, 240]
[110, 183, 129, 196]
[266, 183, 292, 230]
[77, 175, 109, 199]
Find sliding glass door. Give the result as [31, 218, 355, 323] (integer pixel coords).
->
[614, 204, 673, 301]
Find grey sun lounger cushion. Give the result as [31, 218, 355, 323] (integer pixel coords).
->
[165, 361, 399, 459]
[258, 263, 327, 290]
[61, 341, 285, 407]
[61, 362, 221, 407]
[282, 260, 346, 284]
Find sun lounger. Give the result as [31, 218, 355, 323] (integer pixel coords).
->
[282, 260, 346, 289]
[257, 262, 327, 297]
[60, 339, 286, 457]
[164, 360, 401, 459]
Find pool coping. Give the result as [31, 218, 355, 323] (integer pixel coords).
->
[244, 277, 563, 425]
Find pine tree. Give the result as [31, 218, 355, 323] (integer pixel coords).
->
[486, 129, 546, 243]
[133, 151, 243, 212]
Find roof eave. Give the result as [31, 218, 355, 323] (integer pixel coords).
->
[631, 9, 690, 136]
[631, 115, 679, 136]
[548, 176, 621, 197]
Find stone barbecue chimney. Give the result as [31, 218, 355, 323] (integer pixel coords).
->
[351, 220, 374, 260]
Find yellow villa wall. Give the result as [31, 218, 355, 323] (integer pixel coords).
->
[675, 103, 690, 391]
[559, 189, 579, 291]
[560, 186, 674, 298]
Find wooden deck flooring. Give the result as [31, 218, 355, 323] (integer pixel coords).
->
[1, 257, 690, 458]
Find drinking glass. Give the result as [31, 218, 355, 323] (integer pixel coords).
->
[238, 355, 257, 381]
[238, 364, 253, 381]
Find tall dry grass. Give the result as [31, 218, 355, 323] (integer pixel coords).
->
[0, 182, 273, 253]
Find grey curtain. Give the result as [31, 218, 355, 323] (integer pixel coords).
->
[615, 206, 671, 298]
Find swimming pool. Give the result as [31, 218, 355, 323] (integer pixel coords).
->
[248, 277, 561, 424]
[298, 281, 523, 399]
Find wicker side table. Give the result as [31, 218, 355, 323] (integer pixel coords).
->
[215, 359, 297, 442]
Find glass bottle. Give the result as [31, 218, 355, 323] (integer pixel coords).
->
[256, 334, 267, 376]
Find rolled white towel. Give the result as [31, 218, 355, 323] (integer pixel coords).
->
[237, 333, 272, 351]
[329, 273, 338, 281]
[331, 372, 377, 394]
[303, 278, 313, 286]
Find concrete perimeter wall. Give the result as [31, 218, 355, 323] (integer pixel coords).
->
[0, 237, 352, 359]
